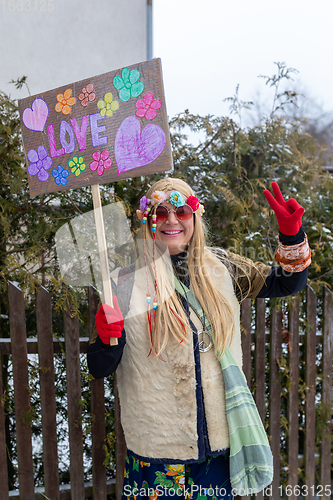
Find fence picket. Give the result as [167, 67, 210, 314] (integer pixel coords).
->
[305, 286, 317, 499]
[288, 294, 300, 499]
[64, 300, 85, 499]
[321, 287, 332, 496]
[37, 287, 60, 500]
[8, 282, 35, 500]
[89, 286, 107, 500]
[270, 303, 282, 499]
[0, 353, 9, 500]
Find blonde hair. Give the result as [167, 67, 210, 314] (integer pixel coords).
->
[140, 177, 235, 358]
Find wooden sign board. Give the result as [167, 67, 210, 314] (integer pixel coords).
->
[18, 58, 172, 198]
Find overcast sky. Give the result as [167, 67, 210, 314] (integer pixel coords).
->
[153, 0, 333, 122]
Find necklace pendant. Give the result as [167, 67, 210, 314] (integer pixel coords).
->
[197, 328, 212, 352]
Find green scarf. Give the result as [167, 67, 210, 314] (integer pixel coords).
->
[174, 278, 273, 495]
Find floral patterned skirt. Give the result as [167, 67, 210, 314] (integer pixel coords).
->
[122, 451, 233, 500]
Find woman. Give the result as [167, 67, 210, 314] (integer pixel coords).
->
[87, 178, 311, 499]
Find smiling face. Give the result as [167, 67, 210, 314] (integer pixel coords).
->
[151, 192, 194, 255]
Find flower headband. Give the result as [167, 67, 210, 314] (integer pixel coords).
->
[138, 190, 205, 226]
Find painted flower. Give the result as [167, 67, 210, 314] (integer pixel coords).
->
[174, 475, 185, 488]
[55, 88, 76, 115]
[52, 164, 69, 185]
[113, 68, 144, 102]
[151, 190, 167, 205]
[148, 491, 159, 500]
[135, 92, 162, 120]
[68, 156, 86, 177]
[199, 203, 205, 216]
[164, 464, 184, 475]
[142, 481, 149, 491]
[27, 145, 52, 182]
[97, 92, 119, 117]
[187, 196, 200, 212]
[78, 83, 96, 107]
[140, 196, 149, 212]
[169, 191, 185, 207]
[89, 150, 112, 176]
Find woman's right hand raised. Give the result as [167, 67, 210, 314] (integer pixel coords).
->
[95, 297, 124, 345]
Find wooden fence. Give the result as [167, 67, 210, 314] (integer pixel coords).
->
[0, 282, 332, 499]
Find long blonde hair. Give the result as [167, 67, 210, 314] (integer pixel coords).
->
[140, 177, 235, 358]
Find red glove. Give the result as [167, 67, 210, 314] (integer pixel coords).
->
[263, 182, 304, 236]
[95, 297, 124, 345]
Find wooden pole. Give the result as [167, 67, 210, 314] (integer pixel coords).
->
[91, 184, 118, 346]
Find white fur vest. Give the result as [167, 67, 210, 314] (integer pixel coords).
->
[115, 251, 242, 461]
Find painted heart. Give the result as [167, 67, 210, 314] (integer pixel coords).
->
[115, 116, 166, 174]
[22, 98, 49, 132]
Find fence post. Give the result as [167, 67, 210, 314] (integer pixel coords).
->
[8, 282, 35, 500]
[89, 286, 107, 500]
[36, 286, 60, 500]
[321, 287, 332, 497]
[305, 286, 317, 499]
[64, 297, 85, 499]
[0, 353, 9, 500]
[270, 302, 282, 499]
[288, 294, 300, 499]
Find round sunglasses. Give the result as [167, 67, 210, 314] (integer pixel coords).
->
[153, 204, 194, 223]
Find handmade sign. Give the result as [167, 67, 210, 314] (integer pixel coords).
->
[18, 58, 172, 197]
[18, 58, 173, 346]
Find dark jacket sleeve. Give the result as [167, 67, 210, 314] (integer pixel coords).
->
[87, 330, 126, 379]
[256, 266, 308, 298]
[216, 226, 310, 300]
[256, 226, 309, 298]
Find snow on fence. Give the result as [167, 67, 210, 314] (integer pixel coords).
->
[0, 283, 332, 500]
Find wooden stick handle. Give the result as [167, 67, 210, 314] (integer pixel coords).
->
[91, 184, 118, 346]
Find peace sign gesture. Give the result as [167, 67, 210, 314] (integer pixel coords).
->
[263, 182, 304, 236]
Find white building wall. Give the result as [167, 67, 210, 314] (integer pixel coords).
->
[0, 0, 149, 99]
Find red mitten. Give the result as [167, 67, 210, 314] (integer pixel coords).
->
[95, 297, 124, 345]
[263, 182, 304, 236]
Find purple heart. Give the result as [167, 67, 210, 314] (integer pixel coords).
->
[22, 98, 49, 132]
[115, 116, 166, 174]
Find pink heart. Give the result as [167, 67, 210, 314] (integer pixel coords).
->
[22, 98, 49, 132]
[115, 116, 166, 174]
